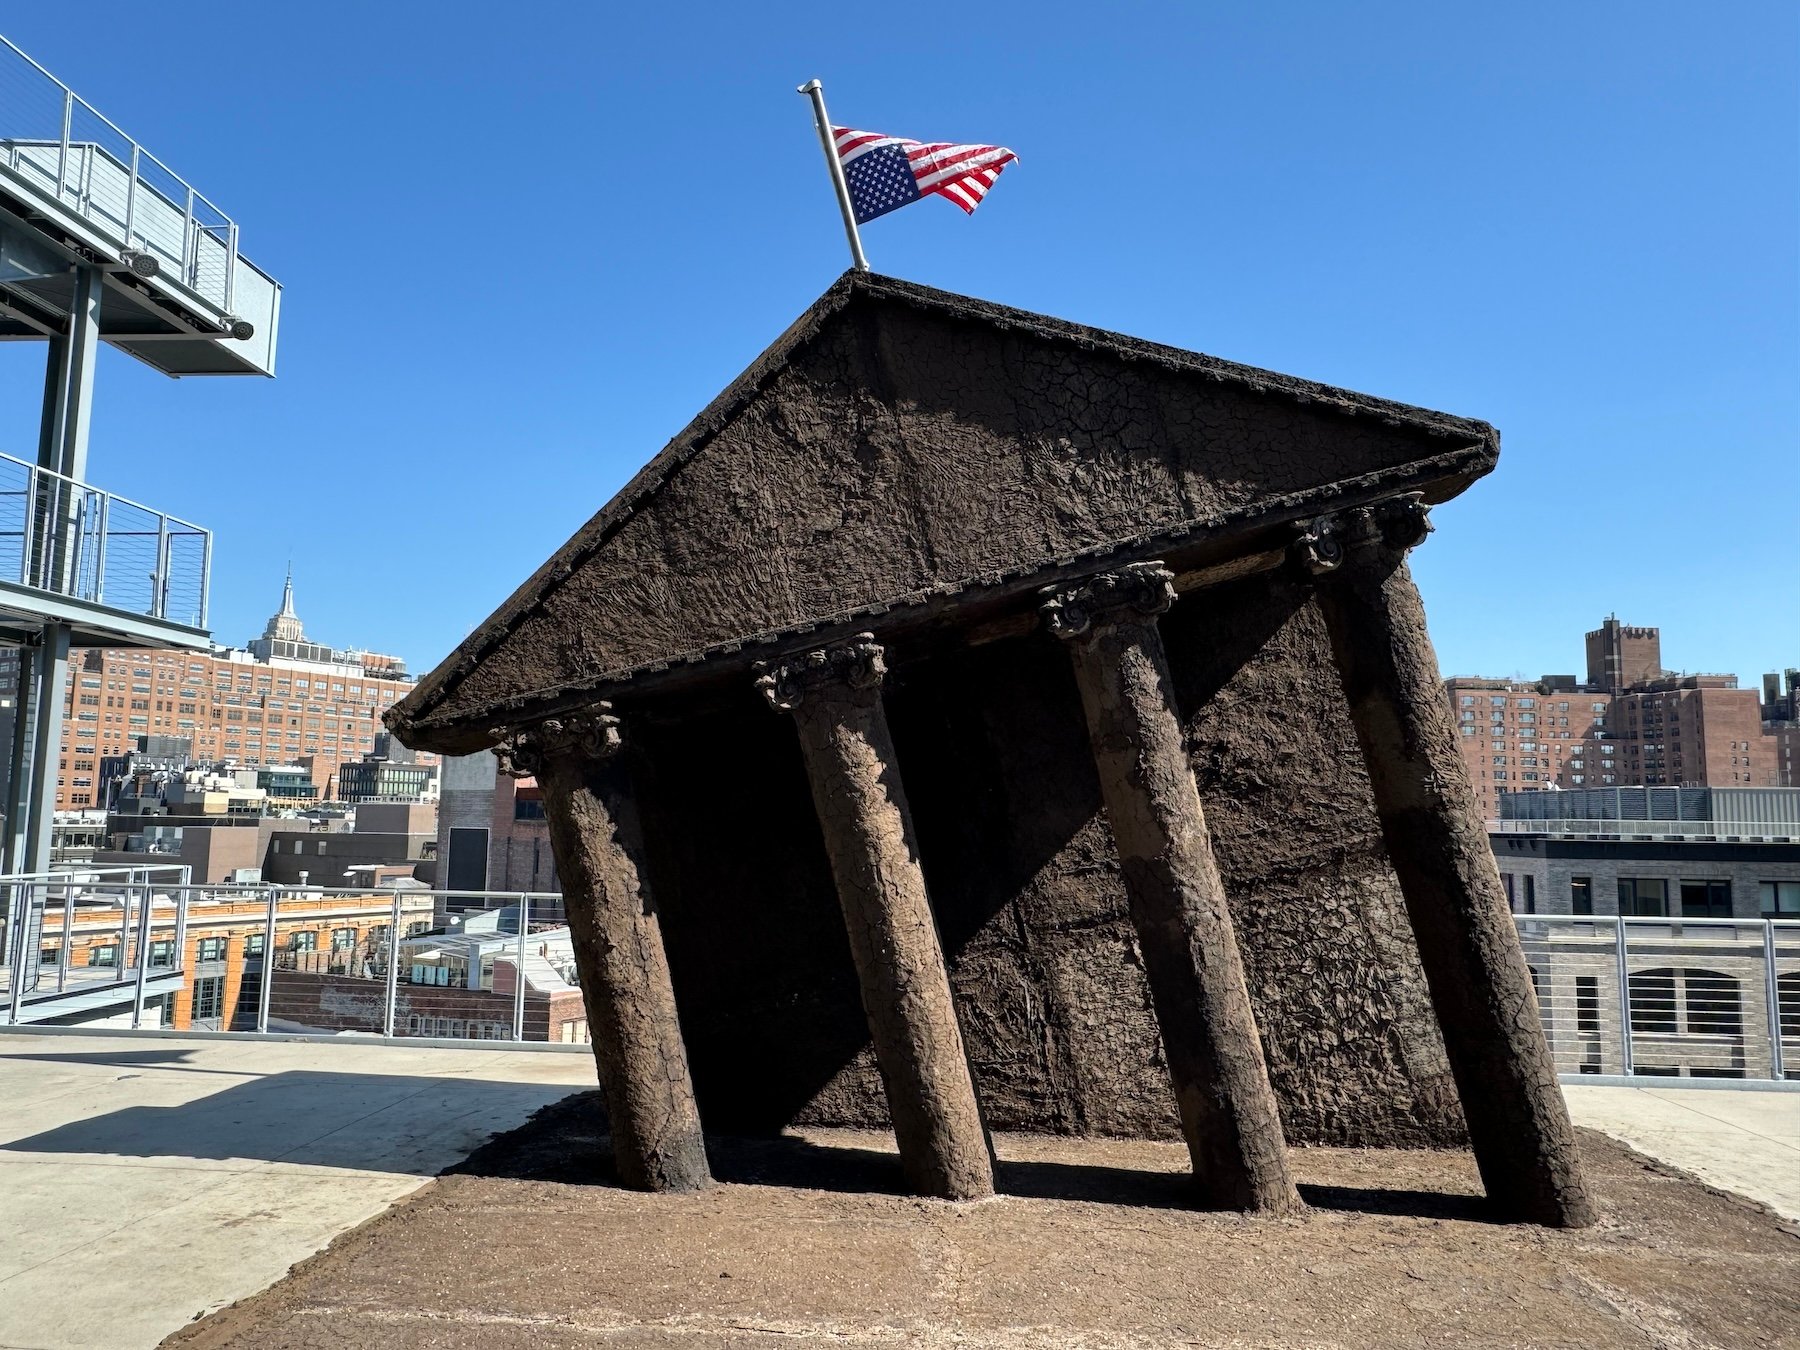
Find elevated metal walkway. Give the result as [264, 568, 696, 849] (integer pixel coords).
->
[0, 446, 210, 647]
[0, 35, 279, 376]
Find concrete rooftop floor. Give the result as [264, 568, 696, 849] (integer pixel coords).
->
[0, 1032, 1793, 1350]
[0, 1032, 598, 1350]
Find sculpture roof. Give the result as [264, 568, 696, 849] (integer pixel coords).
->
[388, 270, 1499, 754]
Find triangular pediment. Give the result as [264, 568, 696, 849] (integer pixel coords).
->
[390, 272, 1497, 752]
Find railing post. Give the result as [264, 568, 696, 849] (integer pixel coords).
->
[198, 528, 212, 630]
[130, 876, 152, 1029]
[182, 187, 196, 288]
[153, 516, 170, 618]
[57, 90, 72, 201]
[57, 885, 72, 993]
[91, 492, 108, 606]
[6, 882, 26, 1025]
[256, 886, 276, 1033]
[124, 144, 140, 244]
[171, 867, 190, 985]
[1765, 921, 1786, 1083]
[17, 467, 34, 587]
[383, 888, 403, 1037]
[224, 221, 239, 314]
[513, 893, 528, 1042]
[1614, 916, 1634, 1077]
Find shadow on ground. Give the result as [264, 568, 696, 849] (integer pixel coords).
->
[4, 1056, 576, 1171]
[452, 1089, 1499, 1222]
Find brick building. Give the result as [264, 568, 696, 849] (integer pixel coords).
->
[435, 750, 559, 898]
[1762, 670, 1800, 788]
[1585, 616, 1663, 693]
[1445, 677, 1614, 820]
[1446, 618, 1783, 821]
[52, 574, 428, 811]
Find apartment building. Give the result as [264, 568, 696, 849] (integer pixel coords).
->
[1445, 617, 1785, 820]
[53, 574, 428, 810]
[1445, 677, 1613, 820]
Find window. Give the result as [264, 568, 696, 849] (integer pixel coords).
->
[39, 945, 60, 966]
[197, 936, 228, 962]
[331, 927, 357, 951]
[246, 933, 266, 957]
[1501, 873, 1516, 909]
[1460, 695, 1476, 707]
[1628, 969, 1676, 1032]
[1575, 976, 1599, 1033]
[149, 939, 175, 968]
[290, 931, 317, 953]
[1522, 874, 1536, 915]
[1617, 877, 1669, 917]
[1571, 877, 1593, 915]
[1761, 881, 1800, 917]
[1679, 881, 1731, 920]
[192, 976, 224, 1022]
[88, 943, 119, 967]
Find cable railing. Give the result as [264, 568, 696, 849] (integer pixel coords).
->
[0, 34, 241, 315]
[1517, 915, 1799, 1083]
[2, 877, 576, 1044]
[0, 447, 211, 628]
[4, 872, 1792, 1081]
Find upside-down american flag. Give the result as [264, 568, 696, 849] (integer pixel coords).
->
[833, 126, 1018, 224]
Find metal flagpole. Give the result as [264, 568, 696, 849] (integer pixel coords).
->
[798, 79, 869, 272]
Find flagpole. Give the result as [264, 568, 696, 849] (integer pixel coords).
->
[797, 79, 870, 272]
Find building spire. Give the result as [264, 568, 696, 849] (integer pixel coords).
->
[261, 565, 305, 643]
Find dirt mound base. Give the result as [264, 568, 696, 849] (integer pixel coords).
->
[169, 1093, 1798, 1349]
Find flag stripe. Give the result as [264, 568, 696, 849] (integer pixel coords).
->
[831, 123, 1016, 220]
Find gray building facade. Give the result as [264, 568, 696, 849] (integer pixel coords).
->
[1492, 835, 1800, 920]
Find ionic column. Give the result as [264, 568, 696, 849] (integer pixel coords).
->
[1302, 497, 1594, 1228]
[496, 708, 711, 1192]
[758, 636, 994, 1201]
[1042, 564, 1300, 1215]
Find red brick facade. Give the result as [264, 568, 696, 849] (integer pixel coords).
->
[56, 647, 421, 810]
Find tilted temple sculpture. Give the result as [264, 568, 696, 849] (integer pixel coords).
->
[386, 271, 1594, 1227]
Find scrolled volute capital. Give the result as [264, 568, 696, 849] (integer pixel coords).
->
[1040, 561, 1176, 641]
[755, 634, 887, 712]
[492, 706, 621, 779]
[1290, 493, 1433, 578]
[1370, 492, 1434, 552]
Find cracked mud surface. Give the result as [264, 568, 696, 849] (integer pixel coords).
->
[167, 1094, 1798, 1349]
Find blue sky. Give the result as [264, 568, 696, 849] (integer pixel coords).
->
[0, 2, 1793, 685]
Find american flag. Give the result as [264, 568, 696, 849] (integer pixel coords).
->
[833, 126, 1018, 225]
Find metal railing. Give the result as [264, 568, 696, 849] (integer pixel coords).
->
[5, 871, 1791, 1081]
[0, 35, 241, 314]
[2, 865, 193, 1026]
[2, 875, 575, 1044]
[1517, 915, 1799, 1084]
[0, 447, 211, 628]
[1493, 820, 1797, 841]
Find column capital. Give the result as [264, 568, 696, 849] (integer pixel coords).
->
[1290, 493, 1433, 577]
[1040, 561, 1175, 641]
[492, 705, 621, 779]
[755, 633, 886, 712]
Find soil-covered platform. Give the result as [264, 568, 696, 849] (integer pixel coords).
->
[168, 1093, 1799, 1349]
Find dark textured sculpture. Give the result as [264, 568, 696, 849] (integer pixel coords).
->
[389, 271, 1591, 1225]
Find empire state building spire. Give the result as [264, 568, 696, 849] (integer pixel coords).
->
[261, 564, 306, 644]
